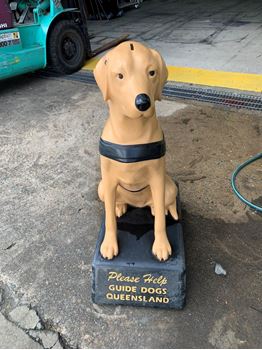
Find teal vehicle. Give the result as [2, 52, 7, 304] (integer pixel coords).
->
[0, 0, 92, 80]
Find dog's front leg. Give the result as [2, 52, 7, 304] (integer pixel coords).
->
[150, 166, 172, 261]
[100, 179, 119, 259]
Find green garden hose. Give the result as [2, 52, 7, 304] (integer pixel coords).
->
[231, 152, 262, 213]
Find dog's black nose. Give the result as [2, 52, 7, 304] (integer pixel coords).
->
[135, 94, 151, 112]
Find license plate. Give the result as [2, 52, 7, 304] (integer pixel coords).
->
[0, 32, 20, 47]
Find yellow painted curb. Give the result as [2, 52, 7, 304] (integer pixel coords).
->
[83, 59, 262, 93]
[83, 57, 99, 71]
[167, 66, 262, 93]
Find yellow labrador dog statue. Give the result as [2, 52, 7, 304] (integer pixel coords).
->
[94, 41, 178, 262]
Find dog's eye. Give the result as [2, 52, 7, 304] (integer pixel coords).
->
[149, 70, 155, 77]
[118, 73, 124, 79]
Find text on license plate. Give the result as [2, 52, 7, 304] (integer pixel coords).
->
[0, 32, 20, 47]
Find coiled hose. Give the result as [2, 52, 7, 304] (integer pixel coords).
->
[231, 152, 262, 213]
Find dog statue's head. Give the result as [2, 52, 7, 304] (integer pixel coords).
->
[94, 41, 168, 119]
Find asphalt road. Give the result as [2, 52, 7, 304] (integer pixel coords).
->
[0, 75, 261, 348]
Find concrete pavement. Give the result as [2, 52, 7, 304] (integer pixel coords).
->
[0, 313, 41, 349]
[0, 75, 261, 348]
[86, 0, 262, 93]
[88, 0, 262, 74]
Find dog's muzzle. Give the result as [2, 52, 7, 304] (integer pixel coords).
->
[135, 94, 151, 112]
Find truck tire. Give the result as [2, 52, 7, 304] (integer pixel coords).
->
[48, 20, 86, 74]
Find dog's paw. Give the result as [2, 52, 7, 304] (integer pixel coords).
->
[115, 203, 127, 218]
[168, 203, 179, 220]
[100, 238, 119, 259]
[152, 237, 172, 261]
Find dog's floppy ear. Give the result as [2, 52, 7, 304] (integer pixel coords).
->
[151, 49, 168, 101]
[94, 56, 109, 101]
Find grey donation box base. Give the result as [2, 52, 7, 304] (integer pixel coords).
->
[92, 206, 186, 309]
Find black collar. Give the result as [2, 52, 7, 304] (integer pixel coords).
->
[99, 137, 166, 163]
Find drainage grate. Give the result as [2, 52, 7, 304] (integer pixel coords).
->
[38, 70, 262, 112]
[163, 84, 262, 111]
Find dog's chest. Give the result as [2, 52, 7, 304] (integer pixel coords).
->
[107, 158, 162, 185]
[117, 161, 149, 180]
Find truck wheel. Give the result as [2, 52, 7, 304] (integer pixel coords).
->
[48, 20, 86, 74]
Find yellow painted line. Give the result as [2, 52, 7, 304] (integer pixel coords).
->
[83, 58, 262, 93]
[167, 66, 262, 93]
[83, 57, 99, 71]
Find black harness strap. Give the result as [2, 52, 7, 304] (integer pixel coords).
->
[99, 137, 166, 163]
